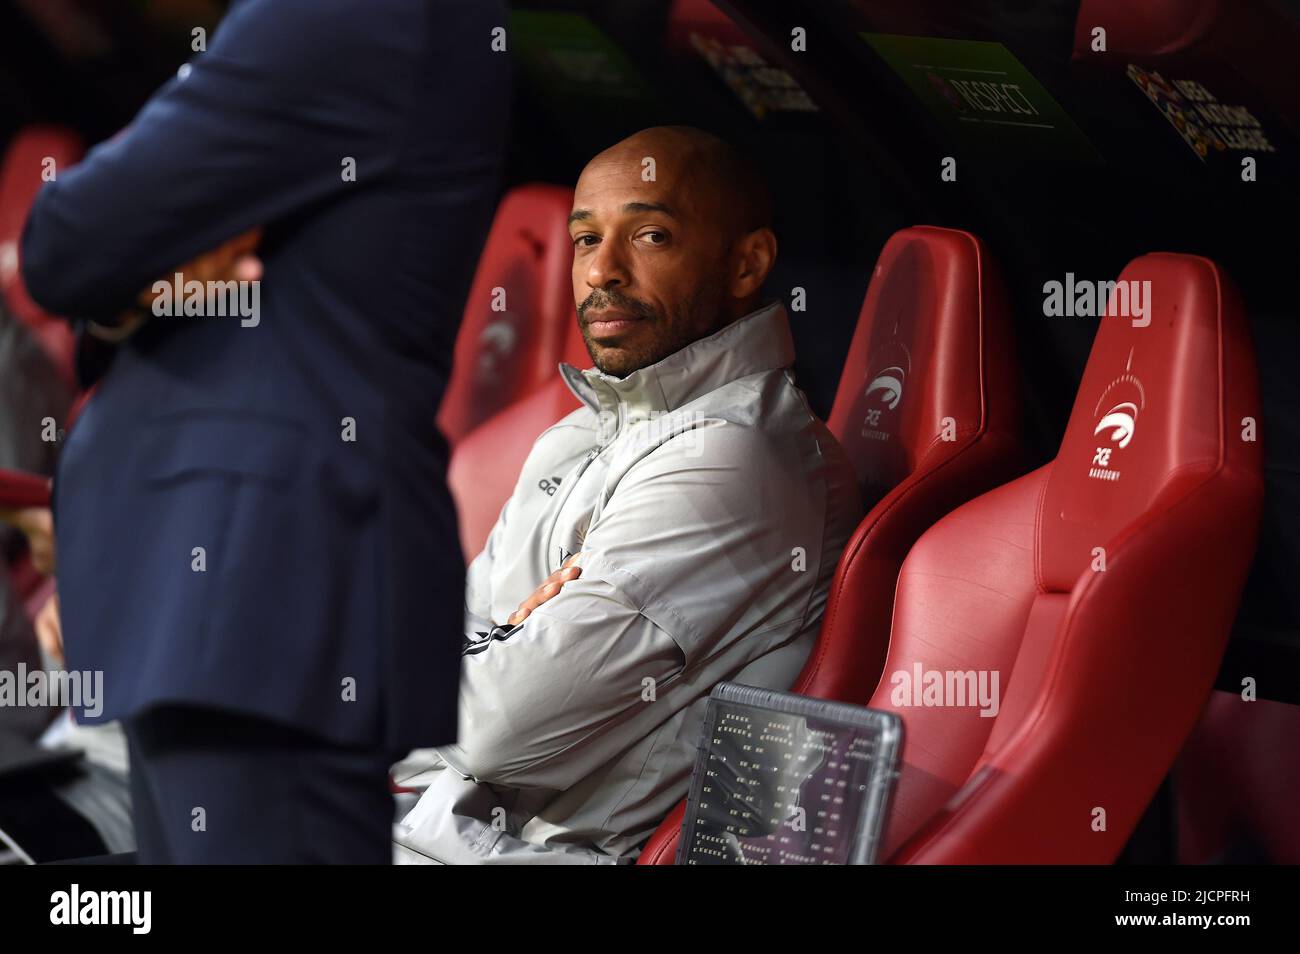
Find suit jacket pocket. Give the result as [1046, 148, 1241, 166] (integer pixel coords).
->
[142, 411, 306, 487]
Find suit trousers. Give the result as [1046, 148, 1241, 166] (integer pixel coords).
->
[124, 704, 399, 864]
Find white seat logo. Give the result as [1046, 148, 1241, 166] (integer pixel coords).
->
[1088, 355, 1145, 482]
[476, 319, 518, 378]
[1093, 401, 1138, 449]
[864, 366, 905, 410]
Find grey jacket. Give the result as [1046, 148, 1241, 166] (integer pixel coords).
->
[392, 302, 862, 863]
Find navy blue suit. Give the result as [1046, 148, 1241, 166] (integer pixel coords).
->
[20, 0, 508, 860]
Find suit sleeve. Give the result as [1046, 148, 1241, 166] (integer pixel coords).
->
[20, 0, 411, 321]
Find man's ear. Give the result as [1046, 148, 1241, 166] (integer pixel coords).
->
[728, 227, 777, 301]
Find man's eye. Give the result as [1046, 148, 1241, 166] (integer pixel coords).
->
[638, 230, 668, 245]
[573, 234, 599, 248]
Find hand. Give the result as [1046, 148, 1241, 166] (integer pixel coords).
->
[92, 229, 264, 341]
[1, 506, 55, 575]
[35, 591, 63, 667]
[506, 553, 582, 626]
[161, 227, 263, 292]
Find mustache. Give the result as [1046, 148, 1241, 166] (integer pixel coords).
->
[578, 288, 658, 322]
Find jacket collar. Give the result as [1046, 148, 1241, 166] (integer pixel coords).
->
[559, 301, 793, 437]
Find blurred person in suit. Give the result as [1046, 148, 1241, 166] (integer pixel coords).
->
[19, 0, 509, 863]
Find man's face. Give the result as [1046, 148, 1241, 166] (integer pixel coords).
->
[569, 149, 732, 377]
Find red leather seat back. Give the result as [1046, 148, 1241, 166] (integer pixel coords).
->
[802, 227, 1022, 702]
[1036, 255, 1260, 592]
[449, 319, 589, 562]
[1071, 1, 1300, 130]
[1072, 0, 1224, 57]
[827, 226, 1019, 503]
[449, 380, 582, 563]
[437, 184, 576, 446]
[867, 468, 1044, 857]
[665, 0, 749, 52]
[0, 125, 84, 387]
[639, 226, 1023, 863]
[878, 253, 1262, 863]
[1176, 692, 1300, 864]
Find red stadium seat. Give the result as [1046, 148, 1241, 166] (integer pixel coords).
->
[805, 226, 1023, 700]
[1072, 0, 1225, 58]
[449, 314, 589, 561]
[0, 125, 84, 388]
[879, 252, 1260, 863]
[1176, 691, 1300, 864]
[437, 184, 578, 446]
[1071, 0, 1300, 122]
[665, 0, 751, 53]
[639, 225, 1023, 862]
[0, 468, 52, 510]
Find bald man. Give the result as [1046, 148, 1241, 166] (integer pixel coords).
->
[391, 127, 862, 864]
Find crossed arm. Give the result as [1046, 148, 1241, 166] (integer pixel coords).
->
[438, 424, 794, 791]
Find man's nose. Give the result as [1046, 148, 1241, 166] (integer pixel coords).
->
[585, 239, 630, 291]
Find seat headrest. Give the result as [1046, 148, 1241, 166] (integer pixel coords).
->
[439, 183, 577, 443]
[665, 0, 747, 53]
[1, 126, 83, 293]
[1071, 0, 1224, 58]
[1038, 253, 1261, 591]
[827, 225, 1014, 501]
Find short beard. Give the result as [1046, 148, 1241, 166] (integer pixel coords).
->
[579, 280, 728, 378]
